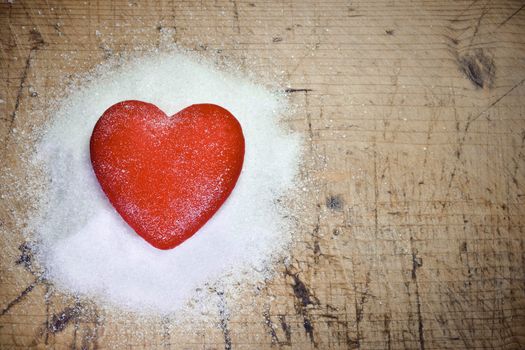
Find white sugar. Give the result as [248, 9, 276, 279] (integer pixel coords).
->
[28, 48, 302, 315]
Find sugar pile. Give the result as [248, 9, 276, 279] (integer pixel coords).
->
[28, 48, 302, 315]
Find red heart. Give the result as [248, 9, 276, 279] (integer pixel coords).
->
[90, 101, 245, 250]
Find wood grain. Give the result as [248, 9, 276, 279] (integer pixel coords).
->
[1, 0, 524, 349]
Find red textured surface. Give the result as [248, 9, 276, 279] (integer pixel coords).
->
[90, 101, 245, 249]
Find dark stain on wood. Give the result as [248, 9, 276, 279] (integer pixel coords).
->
[287, 271, 318, 308]
[412, 254, 423, 280]
[29, 29, 45, 48]
[385, 29, 394, 35]
[285, 88, 313, 93]
[47, 306, 81, 334]
[458, 49, 495, 89]
[285, 269, 319, 345]
[303, 317, 315, 342]
[326, 195, 344, 211]
[15, 242, 33, 271]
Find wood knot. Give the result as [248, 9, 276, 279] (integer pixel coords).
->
[458, 49, 495, 89]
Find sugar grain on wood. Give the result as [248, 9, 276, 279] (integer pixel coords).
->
[27, 49, 302, 315]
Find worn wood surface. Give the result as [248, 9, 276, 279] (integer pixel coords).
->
[1, 0, 525, 349]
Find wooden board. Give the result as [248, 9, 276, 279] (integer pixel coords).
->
[1, 0, 525, 349]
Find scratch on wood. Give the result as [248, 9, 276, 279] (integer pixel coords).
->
[465, 78, 525, 130]
[44, 284, 51, 345]
[468, 5, 487, 47]
[230, 0, 241, 34]
[161, 315, 171, 347]
[373, 147, 379, 238]
[355, 271, 371, 347]
[71, 311, 79, 348]
[5, 49, 32, 127]
[447, 76, 524, 209]
[0, 279, 38, 316]
[312, 218, 322, 263]
[498, 3, 525, 28]
[87, 307, 102, 350]
[350, 257, 362, 349]
[411, 243, 425, 350]
[3, 28, 45, 144]
[384, 314, 392, 350]
[285, 268, 319, 345]
[460, 220, 474, 283]
[72, 305, 103, 349]
[217, 292, 232, 350]
[278, 315, 292, 345]
[304, 89, 315, 149]
[285, 88, 313, 93]
[262, 307, 279, 345]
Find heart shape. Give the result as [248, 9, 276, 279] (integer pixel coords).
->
[90, 101, 245, 249]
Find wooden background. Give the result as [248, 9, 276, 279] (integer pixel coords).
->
[1, 0, 525, 349]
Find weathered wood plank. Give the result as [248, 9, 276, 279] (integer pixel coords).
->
[1, 0, 524, 348]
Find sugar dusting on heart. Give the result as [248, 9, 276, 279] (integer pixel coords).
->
[25, 48, 303, 316]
